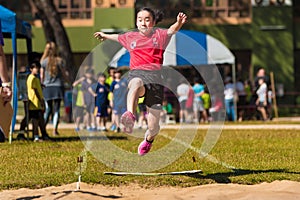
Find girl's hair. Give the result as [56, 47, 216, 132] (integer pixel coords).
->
[46, 42, 59, 77]
[137, 7, 164, 24]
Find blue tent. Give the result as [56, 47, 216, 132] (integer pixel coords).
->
[0, 5, 32, 142]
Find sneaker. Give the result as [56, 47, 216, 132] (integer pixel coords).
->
[34, 136, 40, 142]
[101, 127, 108, 132]
[87, 127, 94, 132]
[121, 111, 136, 134]
[110, 124, 116, 131]
[114, 127, 121, 133]
[138, 138, 153, 156]
[42, 134, 52, 141]
[75, 127, 80, 131]
[17, 133, 27, 140]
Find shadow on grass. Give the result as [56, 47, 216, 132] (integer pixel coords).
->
[51, 135, 128, 142]
[13, 135, 128, 143]
[186, 168, 300, 183]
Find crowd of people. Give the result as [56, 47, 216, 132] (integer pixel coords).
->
[167, 67, 273, 124]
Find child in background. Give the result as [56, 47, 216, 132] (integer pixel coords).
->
[72, 76, 85, 131]
[160, 99, 173, 123]
[137, 97, 148, 129]
[27, 61, 50, 141]
[81, 68, 97, 131]
[256, 77, 268, 121]
[110, 69, 128, 133]
[201, 90, 210, 122]
[106, 67, 116, 130]
[90, 73, 110, 131]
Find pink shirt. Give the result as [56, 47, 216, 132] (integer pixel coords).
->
[118, 29, 171, 71]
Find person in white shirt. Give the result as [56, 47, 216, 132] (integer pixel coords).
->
[256, 77, 268, 121]
[177, 80, 190, 123]
[224, 76, 235, 121]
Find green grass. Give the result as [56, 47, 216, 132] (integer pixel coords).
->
[0, 128, 299, 190]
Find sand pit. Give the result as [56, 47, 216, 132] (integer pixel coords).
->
[0, 180, 299, 200]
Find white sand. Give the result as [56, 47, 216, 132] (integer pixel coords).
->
[1, 180, 300, 200]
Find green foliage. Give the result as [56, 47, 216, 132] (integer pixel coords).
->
[0, 128, 299, 190]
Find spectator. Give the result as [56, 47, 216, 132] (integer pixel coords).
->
[110, 69, 128, 133]
[137, 97, 148, 129]
[40, 42, 69, 136]
[236, 77, 247, 122]
[27, 61, 50, 141]
[89, 73, 110, 131]
[177, 79, 190, 123]
[81, 68, 97, 131]
[72, 75, 86, 131]
[160, 99, 173, 123]
[256, 77, 268, 121]
[185, 85, 194, 123]
[192, 77, 207, 123]
[18, 52, 42, 139]
[105, 67, 116, 129]
[202, 89, 211, 122]
[224, 76, 236, 121]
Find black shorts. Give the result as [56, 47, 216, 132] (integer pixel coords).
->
[128, 70, 163, 110]
[29, 110, 43, 119]
[257, 102, 267, 108]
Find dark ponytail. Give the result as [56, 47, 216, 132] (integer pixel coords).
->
[137, 7, 164, 24]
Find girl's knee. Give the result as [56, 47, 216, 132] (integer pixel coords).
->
[129, 78, 143, 88]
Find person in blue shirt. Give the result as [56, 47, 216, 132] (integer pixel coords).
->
[110, 69, 128, 133]
[192, 77, 207, 123]
[89, 72, 110, 131]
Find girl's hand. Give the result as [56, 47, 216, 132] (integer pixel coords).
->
[94, 32, 105, 42]
[177, 12, 187, 24]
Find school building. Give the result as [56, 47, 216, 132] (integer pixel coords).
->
[1, 0, 300, 115]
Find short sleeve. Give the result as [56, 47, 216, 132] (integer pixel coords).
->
[118, 32, 129, 49]
[41, 58, 47, 69]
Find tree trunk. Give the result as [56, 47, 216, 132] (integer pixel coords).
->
[30, 0, 75, 82]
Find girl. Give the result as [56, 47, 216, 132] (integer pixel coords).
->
[94, 8, 187, 156]
[40, 42, 69, 136]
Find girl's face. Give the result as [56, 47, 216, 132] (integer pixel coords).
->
[136, 10, 155, 35]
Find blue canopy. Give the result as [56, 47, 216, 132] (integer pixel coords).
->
[0, 5, 32, 142]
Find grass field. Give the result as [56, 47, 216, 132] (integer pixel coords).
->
[0, 127, 299, 190]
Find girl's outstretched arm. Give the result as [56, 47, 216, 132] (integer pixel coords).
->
[94, 32, 119, 42]
[167, 12, 187, 35]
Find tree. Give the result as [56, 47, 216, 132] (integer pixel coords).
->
[30, 0, 75, 82]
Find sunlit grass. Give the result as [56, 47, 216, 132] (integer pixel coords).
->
[0, 128, 299, 190]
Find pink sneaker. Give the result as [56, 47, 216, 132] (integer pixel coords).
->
[138, 139, 153, 156]
[121, 111, 136, 134]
